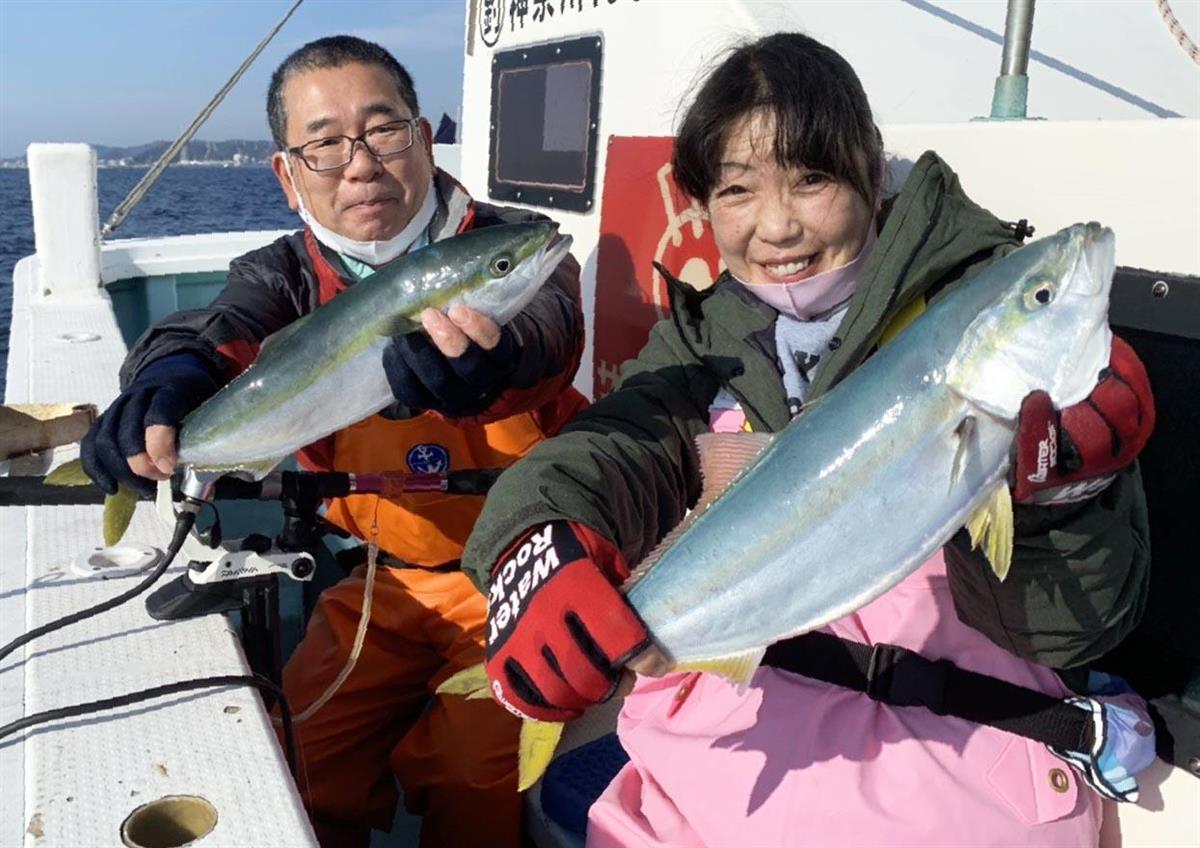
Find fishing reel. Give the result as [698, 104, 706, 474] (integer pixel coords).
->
[162, 467, 343, 590]
[145, 465, 503, 683]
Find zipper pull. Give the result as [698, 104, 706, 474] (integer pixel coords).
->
[1003, 219, 1036, 241]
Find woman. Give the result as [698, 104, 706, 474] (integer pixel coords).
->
[463, 32, 1155, 846]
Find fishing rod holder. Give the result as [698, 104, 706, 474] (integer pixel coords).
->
[147, 466, 505, 684]
[146, 468, 339, 686]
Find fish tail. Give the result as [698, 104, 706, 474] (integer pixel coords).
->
[436, 662, 566, 791]
[44, 459, 140, 545]
[520, 719, 565, 791]
[437, 662, 491, 696]
[43, 458, 90, 486]
[103, 484, 139, 546]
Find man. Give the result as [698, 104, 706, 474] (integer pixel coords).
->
[80, 36, 586, 847]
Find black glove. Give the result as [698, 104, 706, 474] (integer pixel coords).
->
[382, 327, 518, 418]
[81, 354, 220, 496]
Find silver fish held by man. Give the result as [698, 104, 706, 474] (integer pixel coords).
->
[178, 221, 570, 468]
[442, 221, 1116, 789]
[46, 221, 572, 542]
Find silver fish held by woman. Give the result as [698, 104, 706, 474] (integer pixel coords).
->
[47, 221, 572, 543]
[442, 221, 1116, 789]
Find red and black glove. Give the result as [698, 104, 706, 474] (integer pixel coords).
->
[485, 520, 651, 723]
[1012, 335, 1154, 505]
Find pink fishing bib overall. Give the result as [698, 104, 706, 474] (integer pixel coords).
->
[587, 552, 1103, 847]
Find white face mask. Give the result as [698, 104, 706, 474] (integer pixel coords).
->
[285, 158, 437, 266]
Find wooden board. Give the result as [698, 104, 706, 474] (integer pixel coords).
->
[0, 403, 97, 460]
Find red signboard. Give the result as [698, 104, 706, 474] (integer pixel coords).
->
[593, 136, 723, 397]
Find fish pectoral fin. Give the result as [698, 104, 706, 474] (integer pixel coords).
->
[674, 646, 766, 692]
[436, 662, 491, 698]
[103, 484, 140, 546]
[376, 314, 422, 338]
[966, 484, 1014, 581]
[44, 458, 90, 486]
[949, 415, 977, 494]
[520, 719, 565, 791]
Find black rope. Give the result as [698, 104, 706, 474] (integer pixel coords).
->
[0, 508, 196, 663]
[0, 673, 298, 780]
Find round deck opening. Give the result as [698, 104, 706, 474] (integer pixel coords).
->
[120, 795, 218, 848]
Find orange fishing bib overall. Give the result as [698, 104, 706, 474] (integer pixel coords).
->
[279, 225, 587, 847]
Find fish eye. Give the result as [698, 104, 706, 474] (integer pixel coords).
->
[489, 254, 514, 277]
[1024, 280, 1056, 309]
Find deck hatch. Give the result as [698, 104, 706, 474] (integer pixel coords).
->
[488, 35, 603, 212]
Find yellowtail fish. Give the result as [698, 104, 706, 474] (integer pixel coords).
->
[46, 222, 572, 544]
[443, 222, 1116, 790]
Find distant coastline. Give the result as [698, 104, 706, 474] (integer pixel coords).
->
[0, 139, 276, 169]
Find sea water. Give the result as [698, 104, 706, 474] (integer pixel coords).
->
[0, 165, 298, 397]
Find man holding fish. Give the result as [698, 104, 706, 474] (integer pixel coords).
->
[459, 33, 1157, 847]
[79, 36, 583, 848]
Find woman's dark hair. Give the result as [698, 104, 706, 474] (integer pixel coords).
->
[267, 35, 419, 149]
[672, 33, 883, 203]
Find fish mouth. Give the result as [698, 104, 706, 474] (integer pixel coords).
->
[538, 231, 573, 270]
[1078, 222, 1115, 298]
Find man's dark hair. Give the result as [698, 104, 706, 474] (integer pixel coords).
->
[267, 35, 419, 148]
[672, 33, 883, 203]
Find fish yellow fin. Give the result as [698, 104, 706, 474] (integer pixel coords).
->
[966, 484, 1014, 581]
[44, 458, 90, 486]
[674, 647, 765, 690]
[878, 296, 926, 348]
[436, 662, 490, 698]
[377, 314, 422, 338]
[103, 485, 139, 546]
[519, 719, 565, 791]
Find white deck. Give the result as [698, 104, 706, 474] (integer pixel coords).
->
[1, 233, 315, 848]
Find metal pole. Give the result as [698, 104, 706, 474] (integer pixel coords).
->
[101, 0, 304, 239]
[999, 0, 1035, 76]
[990, 0, 1036, 119]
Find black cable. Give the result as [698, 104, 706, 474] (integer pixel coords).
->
[0, 673, 298, 779]
[0, 506, 198, 663]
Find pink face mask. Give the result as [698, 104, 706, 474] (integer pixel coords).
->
[736, 226, 877, 320]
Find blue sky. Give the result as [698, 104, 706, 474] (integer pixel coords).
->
[0, 0, 465, 158]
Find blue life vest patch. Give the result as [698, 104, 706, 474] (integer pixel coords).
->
[407, 443, 450, 474]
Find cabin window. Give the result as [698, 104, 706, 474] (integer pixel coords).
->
[489, 36, 602, 213]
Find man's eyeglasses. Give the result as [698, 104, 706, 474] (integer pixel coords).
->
[287, 118, 418, 172]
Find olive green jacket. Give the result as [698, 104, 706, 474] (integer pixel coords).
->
[463, 151, 1150, 669]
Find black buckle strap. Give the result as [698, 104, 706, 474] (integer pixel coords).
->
[763, 632, 1094, 752]
[866, 643, 953, 715]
